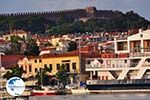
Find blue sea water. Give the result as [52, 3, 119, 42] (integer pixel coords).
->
[29, 93, 150, 100]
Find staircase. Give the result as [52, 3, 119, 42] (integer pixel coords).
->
[109, 71, 118, 79]
[135, 68, 147, 79]
[118, 69, 129, 80]
[136, 57, 147, 68]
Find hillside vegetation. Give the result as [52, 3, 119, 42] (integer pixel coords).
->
[0, 10, 149, 35]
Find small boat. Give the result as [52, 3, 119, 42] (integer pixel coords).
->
[66, 84, 89, 94]
[71, 87, 89, 94]
[31, 87, 57, 96]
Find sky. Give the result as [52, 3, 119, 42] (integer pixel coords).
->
[0, 0, 150, 20]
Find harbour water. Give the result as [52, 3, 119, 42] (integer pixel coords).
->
[29, 93, 150, 100]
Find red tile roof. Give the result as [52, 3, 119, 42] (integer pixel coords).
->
[4, 30, 28, 35]
[1, 55, 25, 69]
[28, 52, 79, 59]
[41, 47, 56, 51]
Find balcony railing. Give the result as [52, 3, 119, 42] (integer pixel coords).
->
[130, 48, 150, 53]
[86, 64, 129, 69]
[86, 64, 105, 68]
[130, 52, 150, 57]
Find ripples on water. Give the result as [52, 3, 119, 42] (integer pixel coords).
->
[30, 93, 150, 100]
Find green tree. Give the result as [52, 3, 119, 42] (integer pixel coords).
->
[24, 38, 40, 56]
[35, 66, 52, 86]
[3, 67, 25, 80]
[7, 36, 22, 54]
[55, 64, 68, 87]
[68, 41, 77, 52]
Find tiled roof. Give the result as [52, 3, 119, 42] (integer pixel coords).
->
[28, 52, 79, 59]
[4, 30, 27, 35]
[1, 55, 25, 69]
[41, 47, 56, 51]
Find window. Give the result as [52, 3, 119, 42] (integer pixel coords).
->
[56, 64, 60, 70]
[35, 59, 37, 63]
[29, 65, 32, 72]
[87, 60, 91, 64]
[62, 60, 71, 62]
[39, 59, 42, 63]
[35, 68, 38, 73]
[140, 34, 143, 38]
[117, 42, 127, 50]
[21, 66, 23, 70]
[147, 58, 150, 62]
[49, 64, 52, 70]
[124, 60, 127, 63]
[99, 59, 103, 64]
[44, 64, 47, 68]
[66, 63, 70, 72]
[72, 63, 76, 70]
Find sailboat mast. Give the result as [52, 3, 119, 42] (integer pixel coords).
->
[40, 56, 43, 87]
[78, 38, 82, 82]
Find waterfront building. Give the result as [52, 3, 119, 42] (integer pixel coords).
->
[18, 53, 80, 78]
[85, 29, 150, 84]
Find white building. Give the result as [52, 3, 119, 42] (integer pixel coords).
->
[85, 29, 150, 84]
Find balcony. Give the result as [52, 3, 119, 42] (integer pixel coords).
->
[86, 64, 105, 68]
[86, 63, 129, 71]
[130, 52, 150, 57]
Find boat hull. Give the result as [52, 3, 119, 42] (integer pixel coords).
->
[31, 90, 57, 96]
[86, 79, 150, 93]
[71, 89, 89, 94]
[87, 83, 150, 93]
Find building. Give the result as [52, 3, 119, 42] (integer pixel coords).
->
[2, 30, 28, 41]
[18, 53, 80, 78]
[1, 55, 25, 69]
[114, 29, 150, 54]
[85, 29, 150, 84]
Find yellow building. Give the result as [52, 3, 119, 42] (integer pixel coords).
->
[2, 30, 28, 41]
[18, 53, 80, 78]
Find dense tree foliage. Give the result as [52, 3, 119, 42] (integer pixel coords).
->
[3, 67, 25, 79]
[35, 66, 53, 86]
[4, 36, 22, 54]
[24, 38, 40, 56]
[55, 64, 68, 87]
[0, 10, 149, 35]
[68, 41, 77, 52]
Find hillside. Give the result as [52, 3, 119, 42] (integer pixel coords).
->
[0, 7, 149, 35]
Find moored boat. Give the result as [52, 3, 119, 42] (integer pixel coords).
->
[31, 87, 57, 96]
[71, 87, 89, 94]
